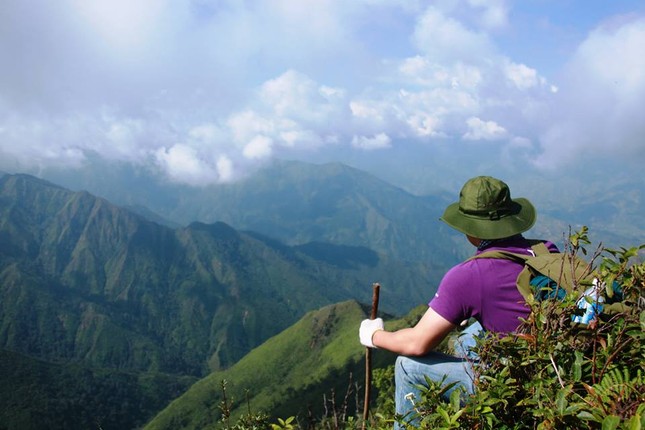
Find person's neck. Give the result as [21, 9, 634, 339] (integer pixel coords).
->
[477, 234, 523, 251]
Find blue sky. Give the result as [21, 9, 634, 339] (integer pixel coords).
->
[1, 0, 644, 187]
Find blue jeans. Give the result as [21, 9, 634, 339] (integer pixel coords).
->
[394, 322, 482, 429]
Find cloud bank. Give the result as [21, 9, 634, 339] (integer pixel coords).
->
[1, 0, 644, 184]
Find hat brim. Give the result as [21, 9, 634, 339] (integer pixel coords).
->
[440, 197, 536, 240]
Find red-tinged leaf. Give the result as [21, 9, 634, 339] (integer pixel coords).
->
[581, 382, 596, 396]
[598, 337, 607, 349]
[516, 333, 536, 344]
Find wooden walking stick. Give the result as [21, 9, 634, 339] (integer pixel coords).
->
[362, 282, 380, 430]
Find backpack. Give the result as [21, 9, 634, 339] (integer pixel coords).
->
[469, 241, 601, 323]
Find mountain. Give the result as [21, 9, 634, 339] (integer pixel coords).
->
[0, 349, 197, 430]
[0, 173, 439, 429]
[38, 159, 645, 253]
[143, 301, 426, 430]
[40, 160, 468, 266]
[174, 160, 465, 310]
[0, 173, 435, 369]
[166, 160, 464, 265]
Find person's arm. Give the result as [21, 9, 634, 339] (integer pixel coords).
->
[371, 307, 456, 356]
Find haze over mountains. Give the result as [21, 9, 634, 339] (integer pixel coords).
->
[30, 158, 645, 250]
[1, 160, 643, 429]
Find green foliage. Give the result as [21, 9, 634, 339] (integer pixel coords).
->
[133, 159, 462, 268]
[271, 416, 297, 430]
[384, 229, 645, 430]
[218, 380, 272, 430]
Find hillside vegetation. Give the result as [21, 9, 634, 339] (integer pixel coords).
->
[144, 301, 426, 430]
[0, 349, 196, 430]
[144, 300, 374, 429]
[0, 173, 439, 429]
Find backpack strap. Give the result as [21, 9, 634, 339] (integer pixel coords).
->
[530, 241, 550, 256]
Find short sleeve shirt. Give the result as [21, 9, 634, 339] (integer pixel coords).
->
[429, 237, 559, 333]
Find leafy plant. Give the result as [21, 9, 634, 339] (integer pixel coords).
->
[219, 380, 271, 430]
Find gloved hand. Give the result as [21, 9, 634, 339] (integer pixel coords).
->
[359, 318, 384, 348]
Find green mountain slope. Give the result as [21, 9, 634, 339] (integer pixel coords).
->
[0, 349, 196, 430]
[144, 301, 425, 430]
[0, 174, 434, 366]
[0, 173, 438, 429]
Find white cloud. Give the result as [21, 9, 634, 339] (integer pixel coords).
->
[535, 16, 645, 168]
[0, 111, 163, 170]
[70, 0, 172, 55]
[413, 7, 495, 64]
[463, 117, 508, 141]
[154, 144, 219, 185]
[228, 111, 275, 147]
[504, 61, 540, 90]
[467, 0, 509, 30]
[243, 135, 274, 160]
[351, 133, 392, 150]
[259, 70, 348, 126]
[101, 117, 159, 162]
[216, 155, 235, 183]
[0, 0, 642, 185]
[348, 83, 480, 141]
[225, 70, 350, 157]
[407, 113, 442, 137]
[189, 124, 223, 142]
[280, 129, 325, 148]
[398, 56, 484, 90]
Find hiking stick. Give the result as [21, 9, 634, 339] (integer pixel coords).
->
[362, 282, 380, 430]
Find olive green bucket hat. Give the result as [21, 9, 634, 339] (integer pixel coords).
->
[441, 176, 536, 240]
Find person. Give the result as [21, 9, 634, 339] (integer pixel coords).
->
[359, 175, 558, 428]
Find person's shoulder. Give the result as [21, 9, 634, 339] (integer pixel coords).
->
[452, 251, 506, 274]
[443, 258, 480, 282]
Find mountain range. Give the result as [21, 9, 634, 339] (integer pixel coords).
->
[1, 161, 642, 429]
[0, 170, 448, 429]
[35, 159, 645, 251]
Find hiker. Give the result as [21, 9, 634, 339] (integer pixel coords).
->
[359, 175, 559, 428]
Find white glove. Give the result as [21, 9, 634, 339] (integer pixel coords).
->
[359, 318, 384, 348]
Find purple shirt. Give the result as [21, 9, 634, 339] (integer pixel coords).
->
[429, 237, 559, 333]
